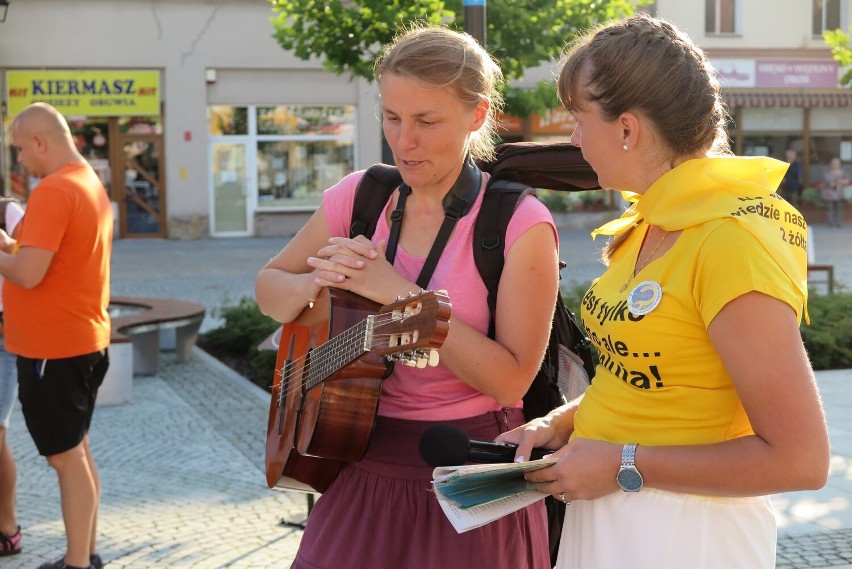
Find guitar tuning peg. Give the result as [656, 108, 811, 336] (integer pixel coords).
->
[415, 357, 428, 369]
[401, 353, 418, 367]
[428, 349, 440, 367]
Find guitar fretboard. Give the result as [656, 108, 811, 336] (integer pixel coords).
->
[304, 316, 373, 391]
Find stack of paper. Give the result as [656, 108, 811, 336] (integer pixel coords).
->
[431, 458, 558, 533]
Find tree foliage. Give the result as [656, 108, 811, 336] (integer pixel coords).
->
[268, 0, 640, 116]
[824, 27, 852, 87]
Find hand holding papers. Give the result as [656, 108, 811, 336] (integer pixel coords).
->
[431, 458, 558, 533]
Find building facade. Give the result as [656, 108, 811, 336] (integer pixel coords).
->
[1, 0, 850, 239]
[505, 0, 852, 203]
[656, 0, 852, 206]
[0, 0, 382, 239]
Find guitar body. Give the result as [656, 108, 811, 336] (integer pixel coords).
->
[266, 288, 450, 493]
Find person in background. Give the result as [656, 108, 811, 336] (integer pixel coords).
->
[256, 24, 556, 569]
[2, 103, 113, 569]
[821, 157, 849, 227]
[781, 148, 802, 206]
[0, 198, 24, 557]
[497, 13, 829, 569]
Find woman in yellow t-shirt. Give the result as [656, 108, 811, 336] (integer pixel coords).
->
[498, 13, 829, 569]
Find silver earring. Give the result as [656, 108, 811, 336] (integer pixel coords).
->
[623, 144, 628, 151]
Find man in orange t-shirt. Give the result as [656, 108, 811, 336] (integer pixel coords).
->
[1, 103, 112, 569]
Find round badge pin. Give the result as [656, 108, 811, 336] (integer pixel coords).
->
[627, 280, 663, 316]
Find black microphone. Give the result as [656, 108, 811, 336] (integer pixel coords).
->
[418, 424, 551, 467]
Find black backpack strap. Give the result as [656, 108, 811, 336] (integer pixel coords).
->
[350, 164, 402, 240]
[349, 165, 401, 378]
[474, 179, 534, 339]
[416, 157, 482, 288]
[351, 159, 483, 288]
[474, 178, 595, 375]
[384, 184, 410, 265]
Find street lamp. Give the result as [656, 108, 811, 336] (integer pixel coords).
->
[0, 1, 9, 24]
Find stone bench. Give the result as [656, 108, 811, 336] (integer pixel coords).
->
[97, 296, 206, 406]
[805, 226, 835, 295]
[807, 264, 835, 295]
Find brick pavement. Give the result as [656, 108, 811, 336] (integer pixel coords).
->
[5, 351, 307, 568]
[8, 350, 851, 568]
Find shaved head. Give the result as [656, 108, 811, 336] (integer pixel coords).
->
[13, 102, 74, 142]
[11, 102, 83, 179]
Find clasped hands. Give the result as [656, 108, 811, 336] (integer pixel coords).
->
[306, 236, 415, 304]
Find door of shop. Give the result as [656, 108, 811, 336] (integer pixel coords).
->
[209, 141, 252, 236]
[113, 130, 166, 238]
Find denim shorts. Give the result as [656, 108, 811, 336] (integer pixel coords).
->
[0, 338, 17, 429]
[17, 349, 109, 456]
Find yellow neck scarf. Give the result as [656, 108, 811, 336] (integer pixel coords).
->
[592, 156, 809, 317]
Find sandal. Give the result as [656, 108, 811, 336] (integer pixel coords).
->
[0, 525, 21, 556]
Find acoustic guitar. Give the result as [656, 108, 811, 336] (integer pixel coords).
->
[265, 287, 451, 493]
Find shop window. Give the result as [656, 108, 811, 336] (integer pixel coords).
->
[810, 107, 852, 131]
[807, 135, 852, 187]
[705, 0, 739, 35]
[740, 108, 803, 131]
[208, 106, 249, 136]
[255, 105, 355, 208]
[207, 104, 356, 211]
[65, 119, 112, 196]
[257, 140, 354, 208]
[120, 116, 163, 135]
[742, 135, 803, 160]
[812, 0, 846, 36]
[257, 105, 355, 137]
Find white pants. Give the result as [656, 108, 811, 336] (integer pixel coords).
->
[557, 488, 776, 569]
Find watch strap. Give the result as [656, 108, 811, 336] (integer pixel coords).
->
[622, 443, 638, 468]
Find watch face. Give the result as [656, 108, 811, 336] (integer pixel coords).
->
[617, 467, 643, 492]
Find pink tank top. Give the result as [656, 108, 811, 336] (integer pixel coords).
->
[323, 170, 557, 420]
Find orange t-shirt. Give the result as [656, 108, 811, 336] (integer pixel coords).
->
[3, 162, 113, 359]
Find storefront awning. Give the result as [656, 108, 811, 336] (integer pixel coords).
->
[723, 91, 852, 108]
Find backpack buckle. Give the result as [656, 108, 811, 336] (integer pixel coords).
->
[482, 234, 501, 250]
[444, 206, 463, 221]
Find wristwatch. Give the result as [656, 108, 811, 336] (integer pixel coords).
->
[616, 443, 643, 492]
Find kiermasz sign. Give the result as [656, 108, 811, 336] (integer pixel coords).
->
[6, 70, 160, 117]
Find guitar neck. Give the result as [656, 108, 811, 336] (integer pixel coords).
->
[303, 316, 373, 391]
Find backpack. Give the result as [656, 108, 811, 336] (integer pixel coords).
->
[350, 141, 599, 565]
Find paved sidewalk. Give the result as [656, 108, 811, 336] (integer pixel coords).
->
[7, 349, 308, 568]
[3, 222, 851, 568]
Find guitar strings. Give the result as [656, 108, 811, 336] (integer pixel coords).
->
[274, 330, 429, 397]
[274, 330, 431, 400]
[273, 312, 435, 399]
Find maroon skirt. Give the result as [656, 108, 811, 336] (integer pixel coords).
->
[291, 409, 550, 569]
